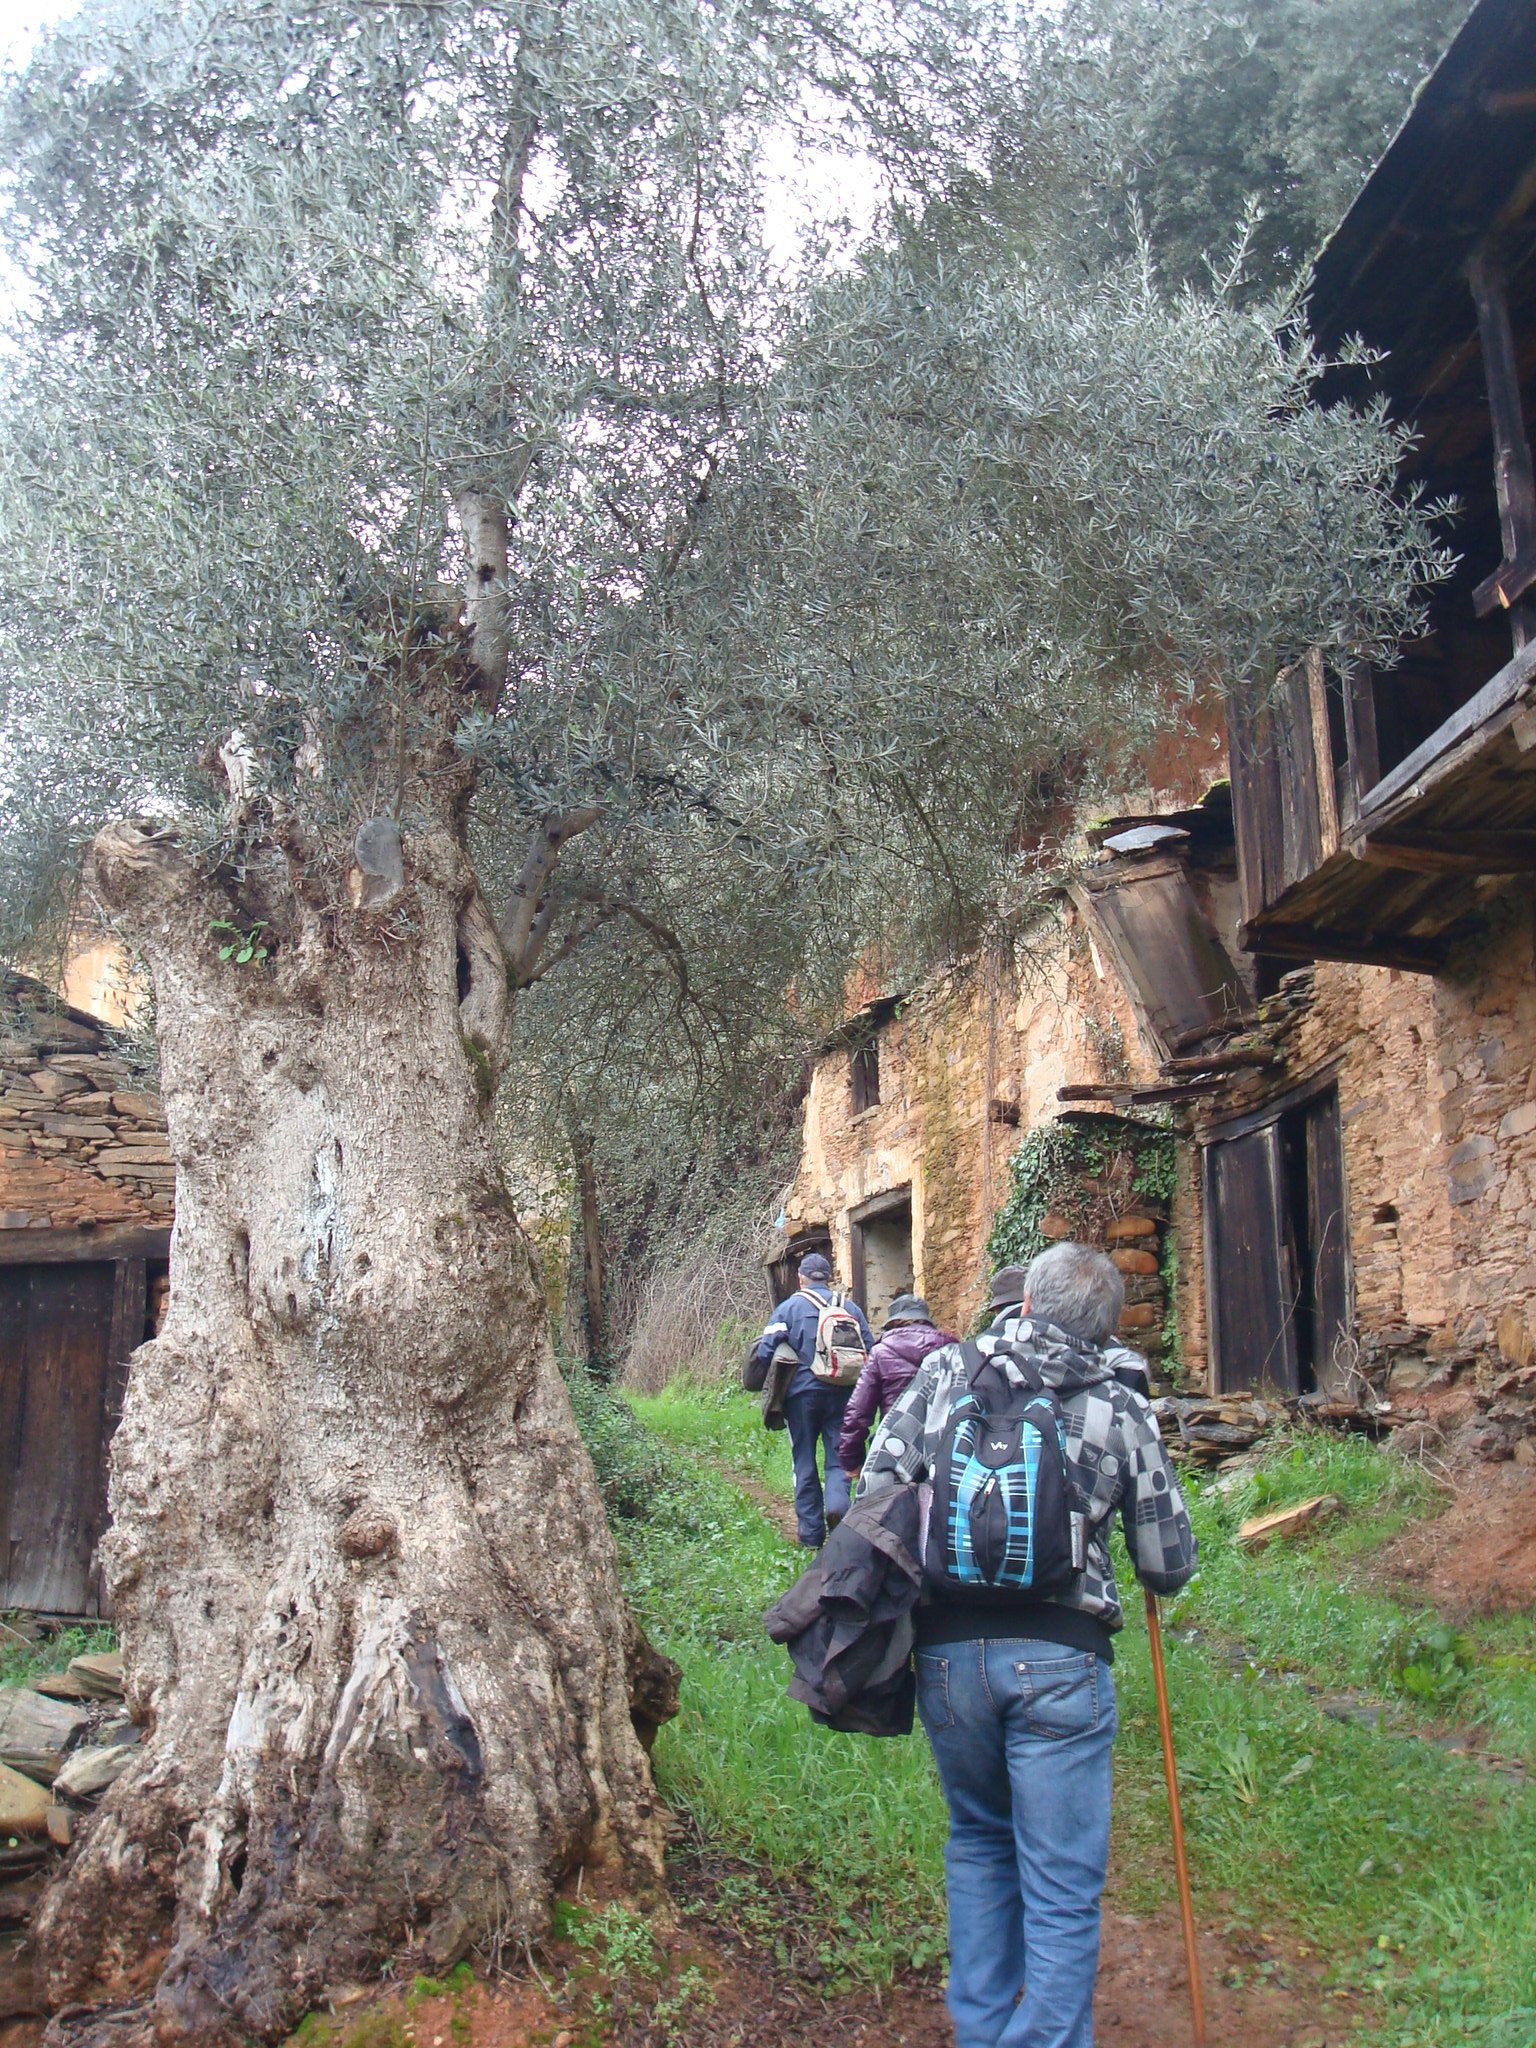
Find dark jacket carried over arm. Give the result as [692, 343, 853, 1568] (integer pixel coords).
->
[762, 1483, 924, 1736]
[838, 1320, 955, 1474]
[753, 1285, 876, 1400]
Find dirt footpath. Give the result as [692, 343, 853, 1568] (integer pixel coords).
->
[359, 1895, 1354, 2047]
[0, 1873, 1360, 2048]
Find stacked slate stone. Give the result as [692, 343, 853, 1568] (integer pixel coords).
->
[0, 975, 173, 1233]
[0, 1645, 135, 2018]
[1035, 1163, 1170, 1363]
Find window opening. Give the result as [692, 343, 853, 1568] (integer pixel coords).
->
[850, 1035, 880, 1113]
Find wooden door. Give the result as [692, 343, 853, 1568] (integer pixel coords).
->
[1304, 1092, 1352, 1395]
[1203, 1126, 1300, 1395]
[0, 1262, 119, 1613]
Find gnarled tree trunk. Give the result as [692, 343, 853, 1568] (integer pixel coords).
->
[37, 817, 672, 2046]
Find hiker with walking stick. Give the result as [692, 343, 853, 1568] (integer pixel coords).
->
[856, 1243, 1198, 2048]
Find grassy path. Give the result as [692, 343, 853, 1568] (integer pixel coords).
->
[605, 1377, 1536, 2046]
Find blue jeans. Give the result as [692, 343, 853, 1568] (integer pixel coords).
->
[916, 1637, 1117, 2048]
[782, 1385, 852, 1545]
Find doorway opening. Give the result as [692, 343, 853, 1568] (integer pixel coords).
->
[849, 1188, 915, 1334]
[765, 1226, 833, 1311]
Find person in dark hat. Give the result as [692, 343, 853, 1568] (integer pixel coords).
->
[839, 1292, 955, 1479]
[750, 1249, 874, 1546]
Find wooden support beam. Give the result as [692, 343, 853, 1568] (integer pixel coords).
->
[1305, 650, 1340, 860]
[1357, 827, 1536, 875]
[0, 1224, 172, 1267]
[1339, 654, 1380, 814]
[1160, 1048, 1278, 1075]
[1468, 250, 1536, 652]
[1236, 919, 1447, 976]
[1057, 1082, 1218, 1107]
[1473, 535, 1536, 617]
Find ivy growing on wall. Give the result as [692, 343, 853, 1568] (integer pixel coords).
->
[986, 1113, 1182, 1369]
[987, 1116, 1174, 1265]
[988, 1123, 1099, 1271]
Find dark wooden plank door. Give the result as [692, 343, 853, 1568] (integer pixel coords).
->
[0, 1262, 118, 1613]
[1304, 1093, 1352, 1396]
[1203, 1126, 1300, 1396]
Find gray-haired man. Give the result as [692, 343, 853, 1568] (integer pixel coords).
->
[858, 1242, 1196, 2048]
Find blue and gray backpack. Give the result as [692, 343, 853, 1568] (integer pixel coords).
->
[924, 1339, 1090, 1600]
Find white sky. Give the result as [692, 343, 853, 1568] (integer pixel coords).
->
[0, 0, 70, 67]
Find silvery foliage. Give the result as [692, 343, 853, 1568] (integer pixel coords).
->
[1015, 0, 1468, 298]
[0, 0, 1451, 1027]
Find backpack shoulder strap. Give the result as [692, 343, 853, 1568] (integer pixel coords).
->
[959, 1338, 1017, 1415]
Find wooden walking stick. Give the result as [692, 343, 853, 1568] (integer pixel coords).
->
[1145, 1591, 1207, 2047]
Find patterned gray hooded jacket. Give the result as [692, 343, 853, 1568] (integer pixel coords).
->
[856, 1312, 1197, 1635]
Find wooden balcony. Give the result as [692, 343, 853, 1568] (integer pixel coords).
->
[1231, 644, 1536, 973]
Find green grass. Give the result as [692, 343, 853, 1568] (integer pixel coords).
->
[1, 1615, 116, 1690]
[627, 1380, 797, 1499]
[586, 1374, 1536, 2044]
[612, 1387, 949, 1982]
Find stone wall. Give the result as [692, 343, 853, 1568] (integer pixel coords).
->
[782, 847, 1536, 1399]
[0, 976, 172, 1236]
[1189, 884, 1536, 1387]
[783, 905, 1170, 1340]
[1433, 895, 1536, 1369]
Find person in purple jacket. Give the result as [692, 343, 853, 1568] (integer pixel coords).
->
[839, 1293, 955, 1480]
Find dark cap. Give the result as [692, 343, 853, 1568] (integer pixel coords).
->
[798, 1251, 832, 1281]
[988, 1263, 1029, 1312]
[885, 1293, 931, 1325]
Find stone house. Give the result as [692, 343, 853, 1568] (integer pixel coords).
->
[779, 0, 1536, 1420]
[775, 785, 1234, 1366]
[0, 973, 172, 1614]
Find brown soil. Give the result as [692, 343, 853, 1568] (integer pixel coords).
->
[0, 1843, 1356, 2048]
[717, 1468, 800, 1546]
[1366, 1393, 1536, 1618]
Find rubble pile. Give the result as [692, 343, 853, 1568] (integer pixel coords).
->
[1, 1640, 138, 2017]
[1153, 1389, 1403, 1471]
[1371, 1350, 1536, 1466]
[0, 1647, 134, 1864]
[1154, 1393, 1281, 1466]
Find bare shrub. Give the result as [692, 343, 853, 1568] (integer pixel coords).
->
[621, 1218, 771, 1393]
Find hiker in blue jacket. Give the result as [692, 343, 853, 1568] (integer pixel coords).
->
[752, 1251, 874, 1547]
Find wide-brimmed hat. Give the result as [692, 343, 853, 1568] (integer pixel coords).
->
[988, 1263, 1029, 1312]
[885, 1293, 931, 1325]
